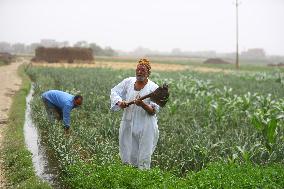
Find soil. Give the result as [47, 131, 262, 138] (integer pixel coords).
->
[32, 61, 231, 73]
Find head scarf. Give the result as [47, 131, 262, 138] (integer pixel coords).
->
[137, 58, 151, 75]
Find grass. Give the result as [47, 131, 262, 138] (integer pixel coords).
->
[1, 65, 51, 188]
[0, 60, 10, 66]
[64, 161, 284, 189]
[184, 163, 284, 188]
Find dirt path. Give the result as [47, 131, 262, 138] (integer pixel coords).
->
[32, 62, 231, 73]
[0, 62, 22, 188]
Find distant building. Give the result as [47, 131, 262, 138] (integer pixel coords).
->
[40, 39, 58, 47]
[58, 41, 70, 48]
[39, 39, 70, 48]
[241, 48, 266, 59]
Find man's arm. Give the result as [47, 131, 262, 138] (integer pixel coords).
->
[62, 106, 72, 129]
[110, 78, 129, 111]
[134, 99, 155, 115]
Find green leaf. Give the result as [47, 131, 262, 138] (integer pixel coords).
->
[251, 115, 263, 131]
[276, 114, 284, 120]
[267, 118, 277, 144]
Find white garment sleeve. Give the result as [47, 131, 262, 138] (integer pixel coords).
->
[149, 82, 160, 113]
[150, 101, 160, 113]
[110, 78, 129, 111]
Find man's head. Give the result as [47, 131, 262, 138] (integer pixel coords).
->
[136, 58, 151, 81]
[74, 95, 83, 106]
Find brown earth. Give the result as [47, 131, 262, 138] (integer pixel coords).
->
[32, 61, 231, 73]
[0, 62, 22, 188]
[203, 58, 231, 64]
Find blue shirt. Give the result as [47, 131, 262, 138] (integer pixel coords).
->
[42, 90, 75, 128]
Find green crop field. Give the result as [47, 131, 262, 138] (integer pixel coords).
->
[26, 65, 284, 188]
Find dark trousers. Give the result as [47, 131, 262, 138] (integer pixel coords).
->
[42, 97, 63, 122]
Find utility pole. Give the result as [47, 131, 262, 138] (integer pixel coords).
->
[235, 0, 240, 69]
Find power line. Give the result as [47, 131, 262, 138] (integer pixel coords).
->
[235, 0, 240, 69]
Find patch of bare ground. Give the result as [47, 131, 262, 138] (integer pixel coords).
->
[32, 61, 231, 73]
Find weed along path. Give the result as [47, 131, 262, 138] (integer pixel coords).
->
[0, 62, 22, 188]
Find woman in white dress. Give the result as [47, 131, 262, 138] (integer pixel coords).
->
[110, 58, 160, 169]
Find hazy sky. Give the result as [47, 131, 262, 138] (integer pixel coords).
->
[1, 0, 284, 55]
